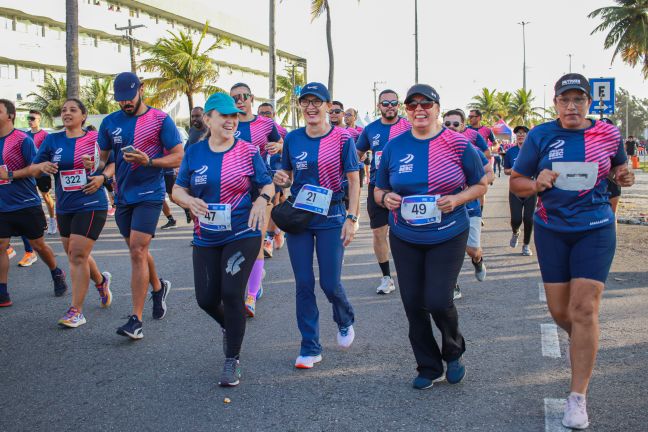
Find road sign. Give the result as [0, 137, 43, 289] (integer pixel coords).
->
[589, 77, 615, 115]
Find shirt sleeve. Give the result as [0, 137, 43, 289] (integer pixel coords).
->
[342, 136, 360, 173]
[98, 118, 112, 151]
[503, 150, 513, 169]
[474, 134, 488, 152]
[268, 123, 281, 142]
[355, 128, 370, 152]
[375, 144, 391, 190]
[461, 143, 486, 186]
[487, 130, 496, 144]
[175, 147, 191, 188]
[611, 137, 628, 167]
[160, 115, 182, 151]
[251, 148, 272, 189]
[512, 132, 540, 177]
[281, 134, 293, 171]
[31, 135, 49, 164]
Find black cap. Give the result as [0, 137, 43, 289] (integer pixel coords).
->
[513, 125, 529, 134]
[404, 84, 440, 104]
[554, 73, 590, 96]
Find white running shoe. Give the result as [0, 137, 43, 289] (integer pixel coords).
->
[522, 245, 533, 256]
[562, 393, 589, 430]
[509, 231, 519, 248]
[47, 217, 58, 235]
[376, 276, 395, 295]
[295, 354, 322, 369]
[337, 325, 355, 348]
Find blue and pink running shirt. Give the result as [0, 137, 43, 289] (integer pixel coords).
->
[235, 115, 282, 158]
[355, 117, 411, 184]
[0, 129, 39, 211]
[26, 129, 49, 149]
[461, 127, 489, 153]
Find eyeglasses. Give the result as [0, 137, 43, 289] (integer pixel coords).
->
[444, 121, 460, 128]
[329, 109, 343, 114]
[556, 97, 589, 107]
[258, 110, 273, 116]
[380, 100, 399, 107]
[232, 93, 252, 103]
[405, 100, 435, 111]
[27, 116, 37, 121]
[467, 115, 479, 119]
[343, 113, 354, 117]
[299, 98, 323, 108]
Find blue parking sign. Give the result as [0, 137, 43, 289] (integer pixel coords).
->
[588, 78, 615, 115]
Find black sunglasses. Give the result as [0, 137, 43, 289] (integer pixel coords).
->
[444, 121, 461, 128]
[27, 116, 37, 121]
[380, 100, 399, 107]
[329, 109, 343, 114]
[232, 93, 252, 102]
[405, 100, 435, 111]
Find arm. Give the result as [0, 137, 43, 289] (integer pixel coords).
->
[341, 170, 360, 246]
[122, 144, 184, 169]
[437, 177, 488, 213]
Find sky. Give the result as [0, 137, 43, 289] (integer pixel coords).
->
[199, 0, 647, 121]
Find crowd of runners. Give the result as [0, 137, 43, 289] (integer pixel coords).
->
[0, 71, 636, 430]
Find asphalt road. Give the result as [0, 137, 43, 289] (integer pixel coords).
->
[1, 175, 646, 432]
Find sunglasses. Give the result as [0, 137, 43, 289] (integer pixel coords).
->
[27, 116, 37, 121]
[380, 100, 399, 107]
[444, 121, 461, 128]
[258, 110, 273, 116]
[405, 100, 435, 111]
[232, 93, 252, 103]
[329, 109, 343, 114]
[299, 98, 324, 108]
[467, 114, 480, 119]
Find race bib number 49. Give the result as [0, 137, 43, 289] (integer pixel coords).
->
[60, 169, 87, 192]
[199, 203, 232, 231]
[401, 195, 442, 226]
[293, 184, 333, 215]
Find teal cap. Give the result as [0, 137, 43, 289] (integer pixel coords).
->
[204, 93, 244, 115]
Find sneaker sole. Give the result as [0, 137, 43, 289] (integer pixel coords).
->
[218, 379, 240, 387]
[376, 285, 395, 295]
[116, 329, 144, 340]
[295, 357, 322, 369]
[18, 258, 37, 267]
[0, 301, 13, 307]
[160, 225, 177, 230]
[58, 318, 87, 328]
[562, 420, 589, 430]
[100, 272, 113, 308]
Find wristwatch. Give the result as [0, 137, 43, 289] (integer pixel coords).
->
[146, 158, 154, 167]
[7, 171, 14, 182]
[260, 192, 272, 204]
[101, 174, 109, 184]
[346, 214, 358, 223]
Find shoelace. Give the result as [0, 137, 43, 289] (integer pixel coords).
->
[339, 327, 349, 337]
[223, 359, 238, 377]
[63, 308, 78, 320]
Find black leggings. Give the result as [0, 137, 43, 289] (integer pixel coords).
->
[192, 236, 261, 358]
[389, 230, 469, 379]
[509, 192, 536, 245]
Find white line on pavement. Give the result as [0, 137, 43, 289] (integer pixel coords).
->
[539, 282, 547, 302]
[541, 323, 561, 358]
[544, 398, 570, 432]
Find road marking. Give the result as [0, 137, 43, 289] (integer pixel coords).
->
[538, 282, 546, 302]
[544, 398, 569, 431]
[541, 324, 561, 358]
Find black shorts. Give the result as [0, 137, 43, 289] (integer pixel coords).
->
[36, 175, 52, 193]
[57, 210, 108, 241]
[0, 206, 47, 240]
[164, 173, 176, 196]
[608, 180, 621, 198]
[367, 184, 389, 229]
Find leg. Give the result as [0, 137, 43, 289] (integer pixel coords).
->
[372, 226, 390, 266]
[193, 245, 225, 325]
[0, 237, 9, 285]
[41, 190, 55, 219]
[28, 237, 59, 270]
[64, 235, 97, 311]
[509, 192, 523, 234]
[125, 231, 154, 320]
[247, 205, 272, 298]
[545, 282, 572, 333]
[522, 195, 537, 246]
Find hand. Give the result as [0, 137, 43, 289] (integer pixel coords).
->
[273, 170, 291, 187]
[340, 219, 355, 247]
[437, 195, 460, 213]
[535, 169, 559, 193]
[81, 154, 95, 171]
[266, 141, 282, 155]
[188, 197, 209, 219]
[248, 197, 268, 231]
[39, 162, 59, 175]
[122, 149, 149, 166]
[614, 165, 635, 187]
[83, 175, 104, 194]
[383, 192, 402, 211]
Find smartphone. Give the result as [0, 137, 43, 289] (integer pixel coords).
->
[121, 145, 137, 154]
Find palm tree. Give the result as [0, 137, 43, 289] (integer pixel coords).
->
[277, 70, 305, 127]
[589, 0, 648, 78]
[65, 0, 80, 98]
[311, 0, 335, 96]
[468, 88, 499, 124]
[82, 77, 119, 114]
[24, 73, 68, 125]
[495, 91, 513, 122]
[139, 22, 227, 111]
[509, 89, 541, 125]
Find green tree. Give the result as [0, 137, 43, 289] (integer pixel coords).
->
[589, 0, 648, 78]
[311, 0, 335, 96]
[277, 70, 305, 127]
[509, 89, 541, 125]
[139, 22, 227, 111]
[609, 87, 648, 137]
[82, 77, 118, 114]
[468, 88, 500, 124]
[24, 73, 68, 125]
[495, 91, 513, 122]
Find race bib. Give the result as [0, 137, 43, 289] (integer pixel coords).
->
[60, 169, 87, 192]
[93, 142, 100, 173]
[199, 203, 232, 231]
[374, 151, 383, 169]
[401, 195, 442, 226]
[293, 184, 333, 215]
[553, 162, 599, 191]
[0, 165, 9, 185]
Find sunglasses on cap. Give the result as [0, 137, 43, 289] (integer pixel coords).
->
[380, 100, 399, 107]
[329, 109, 343, 114]
[405, 100, 435, 111]
[444, 121, 461, 128]
[232, 93, 252, 103]
[27, 116, 37, 121]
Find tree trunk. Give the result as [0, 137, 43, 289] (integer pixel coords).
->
[325, 3, 334, 97]
[186, 92, 194, 113]
[269, 0, 276, 106]
[66, 0, 80, 98]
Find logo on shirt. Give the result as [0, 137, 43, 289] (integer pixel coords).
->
[194, 165, 209, 185]
[234, 131, 241, 138]
[400, 154, 414, 164]
[196, 165, 208, 175]
[398, 154, 414, 174]
[53, 147, 63, 162]
[112, 128, 123, 145]
[371, 134, 380, 147]
[548, 140, 565, 160]
[296, 151, 308, 170]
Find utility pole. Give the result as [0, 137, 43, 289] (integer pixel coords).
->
[517, 21, 530, 92]
[543, 84, 546, 120]
[568, 54, 573, 73]
[115, 19, 145, 73]
[372, 81, 386, 117]
[414, 0, 419, 83]
[269, 0, 276, 106]
[291, 64, 296, 129]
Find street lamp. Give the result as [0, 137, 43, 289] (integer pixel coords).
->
[517, 21, 530, 91]
[567, 54, 573, 73]
[414, 0, 419, 84]
[373, 81, 386, 117]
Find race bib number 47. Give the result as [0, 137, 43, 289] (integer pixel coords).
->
[401, 195, 442, 226]
[293, 184, 333, 215]
[199, 204, 232, 231]
[60, 169, 87, 192]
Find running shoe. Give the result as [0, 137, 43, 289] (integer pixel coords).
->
[446, 357, 466, 384]
[160, 218, 177, 230]
[151, 279, 170, 319]
[0, 292, 12, 307]
[116, 315, 143, 340]
[295, 354, 322, 369]
[337, 324, 355, 348]
[97, 271, 113, 308]
[47, 217, 58, 235]
[17, 252, 38, 267]
[510, 231, 520, 248]
[412, 374, 445, 390]
[58, 307, 86, 328]
[218, 358, 241, 387]
[245, 294, 256, 318]
[562, 393, 589, 430]
[453, 284, 462, 300]
[274, 232, 284, 250]
[472, 258, 487, 282]
[263, 237, 273, 258]
[522, 245, 533, 256]
[107, 207, 116, 217]
[6, 246, 16, 259]
[376, 276, 395, 295]
[53, 270, 68, 297]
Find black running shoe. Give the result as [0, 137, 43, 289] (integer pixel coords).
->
[160, 219, 177, 230]
[218, 357, 241, 387]
[151, 279, 170, 319]
[116, 315, 143, 340]
[0, 292, 12, 307]
[53, 270, 68, 297]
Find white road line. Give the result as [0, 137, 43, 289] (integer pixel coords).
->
[538, 282, 547, 302]
[544, 398, 569, 432]
[541, 323, 561, 358]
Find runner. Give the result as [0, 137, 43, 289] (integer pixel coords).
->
[96, 72, 183, 339]
[229, 83, 282, 316]
[600, 118, 622, 215]
[173, 92, 274, 386]
[443, 110, 494, 299]
[343, 108, 367, 193]
[273, 82, 359, 369]
[186, 106, 206, 147]
[160, 151, 191, 229]
[467, 109, 495, 215]
[374, 84, 487, 389]
[504, 125, 535, 256]
[0, 99, 68, 307]
[356, 89, 411, 295]
[510, 73, 635, 430]
[30, 98, 114, 327]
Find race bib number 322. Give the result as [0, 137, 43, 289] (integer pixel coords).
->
[400, 195, 442, 226]
[60, 169, 87, 192]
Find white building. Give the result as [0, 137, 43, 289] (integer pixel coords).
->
[0, 0, 306, 120]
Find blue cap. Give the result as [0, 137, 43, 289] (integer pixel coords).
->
[299, 82, 331, 102]
[204, 93, 245, 115]
[113, 72, 141, 102]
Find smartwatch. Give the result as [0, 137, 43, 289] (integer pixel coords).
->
[101, 174, 109, 185]
[146, 158, 154, 168]
[346, 214, 358, 223]
[7, 171, 14, 182]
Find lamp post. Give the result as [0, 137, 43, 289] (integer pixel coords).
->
[414, 0, 419, 83]
[568, 54, 573, 73]
[373, 81, 386, 117]
[517, 21, 530, 92]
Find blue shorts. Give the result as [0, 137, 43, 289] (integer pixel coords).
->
[534, 223, 616, 283]
[115, 201, 163, 238]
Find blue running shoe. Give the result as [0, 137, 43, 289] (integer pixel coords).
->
[446, 357, 466, 384]
[412, 374, 445, 390]
[116, 315, 143, 340]
[218, 358, 241, 387]
[151, 279, 170, 320]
